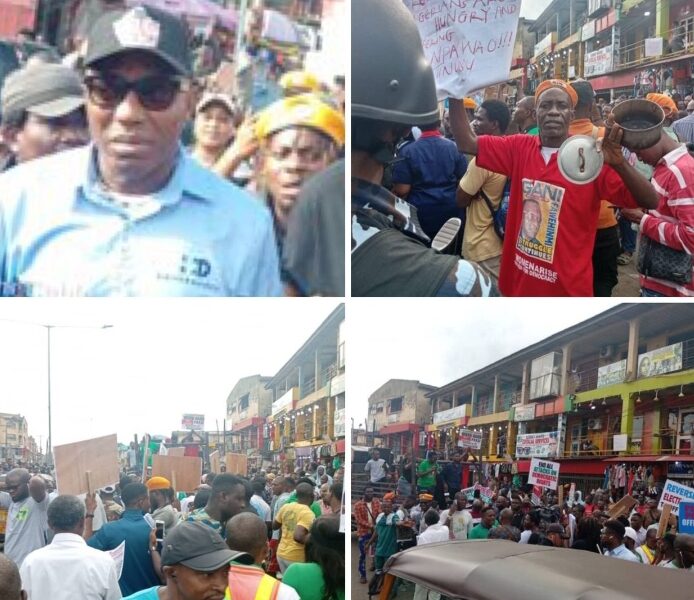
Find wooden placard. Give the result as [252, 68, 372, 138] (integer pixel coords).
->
[226, 453, 248, 476]
[167, 447, 185, 457]
[151, 455, 202, 493]
[54, 434, 119, 496]
[607, 494, 637, 519]
[657, 503, 672, 539]
[210, 450, 220, 474]
[558, 485, 564, 507]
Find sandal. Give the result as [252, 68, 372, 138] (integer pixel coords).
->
[617, 253, 632, 265]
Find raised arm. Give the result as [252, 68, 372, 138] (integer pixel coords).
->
[449, 98, 479, 156]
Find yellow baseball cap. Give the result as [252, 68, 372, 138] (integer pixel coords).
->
[279, 70, 320, 93]
[146, 476, 171, 491]
[255, 94, 345, 146]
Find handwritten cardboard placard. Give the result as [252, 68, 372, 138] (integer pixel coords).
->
[404, 0, 522, 100]
[151, 455, 202, 493]
[528, 458, 560, 491]
[54, 434, 119, 496]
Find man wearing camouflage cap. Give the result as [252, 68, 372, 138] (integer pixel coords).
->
[0, 5, 281, 297]
[0, 62, 88, 171]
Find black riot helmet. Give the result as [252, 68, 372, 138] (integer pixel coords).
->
[352, 0, 439, 160]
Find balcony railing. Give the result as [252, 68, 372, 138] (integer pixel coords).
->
[617, 24, 694, 71]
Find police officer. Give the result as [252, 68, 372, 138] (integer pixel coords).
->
[351, 0, 497, 297]
[0, 6, 282, 297]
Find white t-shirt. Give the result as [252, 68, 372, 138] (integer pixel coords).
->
[439, 508, 472, 540]
[365, 459, 388, 482]
[251, 495, 272, 522]
[541, 146, 560, 165]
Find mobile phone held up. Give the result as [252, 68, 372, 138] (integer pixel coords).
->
[155, 520, 166, 543]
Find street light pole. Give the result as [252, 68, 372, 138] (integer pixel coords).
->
[46, 326, 52, 466]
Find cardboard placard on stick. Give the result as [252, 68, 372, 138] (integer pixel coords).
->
[657, 503, 672, 539]
[152, 455, 202, 493]
[558, 484, 564, 507]
[607, 494, 637, 519]
[167, 447, 185, 457]
[210, 451, 220, 474]
[54, 434, 119, 496]
[226, 453, 248, 476]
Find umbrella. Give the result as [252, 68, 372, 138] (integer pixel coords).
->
[261, 9, 299, 45]
[125, 0, 237, 30]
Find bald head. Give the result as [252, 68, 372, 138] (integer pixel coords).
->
[225, 512, 268, 563]
[0, 555, 24, 600]
[296, 482, 314, 504]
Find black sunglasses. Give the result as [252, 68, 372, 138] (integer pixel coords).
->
[83, 73, 189, 111]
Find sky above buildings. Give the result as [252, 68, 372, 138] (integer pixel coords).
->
[0, 300, 341, 450]
[349, 299, 627, 428]
[520, 0, 553, 20]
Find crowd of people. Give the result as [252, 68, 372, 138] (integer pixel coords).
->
[0, 4, 345, 297]
[354, 447, 694, 593]
[0, 460, 345, 600]
[351, 0, 694, 297]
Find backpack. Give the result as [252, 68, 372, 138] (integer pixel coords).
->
[479, 177, 511, 240]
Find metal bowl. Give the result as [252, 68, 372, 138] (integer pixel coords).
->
[557, 135, 604, 185]
[611, 99, 664, 151]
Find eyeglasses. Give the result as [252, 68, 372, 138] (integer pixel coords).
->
[84, 73, 189, 111]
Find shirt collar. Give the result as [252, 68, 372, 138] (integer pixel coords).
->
[419, 130, 442, 139]
[80, 144, 215, 217]
[659, 143, 689, 167]
[52, 533, 87, 545]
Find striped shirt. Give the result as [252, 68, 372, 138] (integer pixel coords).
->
[639, 144, 694, 296]
[673, 114, 694, 144]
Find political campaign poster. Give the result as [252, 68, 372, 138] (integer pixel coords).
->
[515, 431, 559, 458]
[597, 360, 627, 388]
[638, 343, 683, 378]
[54, 434, 119, 496]
[513, 404, 536, 422]
[680, 502, 694, 535]
[462, 483, 493, 504]
[456, 428, 482, 450]
[152, 454, 202, 493]
[528, 458, 560, 490]
[403, 0, 522, 99]
[658, 478, 694, 516]
[584, 44, 613, 77]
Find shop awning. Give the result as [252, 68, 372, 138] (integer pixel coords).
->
[603, 455, 694, 462]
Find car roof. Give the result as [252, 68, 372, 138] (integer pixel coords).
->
[383, 540, 693, 600]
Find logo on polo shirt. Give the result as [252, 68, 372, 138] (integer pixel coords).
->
[180, 254, 212, 279]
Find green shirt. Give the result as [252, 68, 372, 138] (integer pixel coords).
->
[283, 562, 345, 600]
[375, 512, 399, 558]
[286, 492, 322, 518]
[469, 521, 498, 540]
[417, 460, 438, 489]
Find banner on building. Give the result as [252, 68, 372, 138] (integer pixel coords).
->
[456, 428, 482, 450]
[181, 414, 205, 430]
[272, 389, 295, 416]
[433, 404, 468, 424]
[644, 37, 663, 57]
[638, 343, 683, 378]
[528, 457, 560, 490]
[334, 408, 345, 437]
[515, 431, 559, 458]
[584, 45, 613, 77]
[513, 404, 536, 422]
[658, 479, 694, 516]
[597, 359, 627, 388]
[404, 0, 522, 100]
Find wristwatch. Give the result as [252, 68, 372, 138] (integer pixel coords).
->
[85, 514, 95, 519]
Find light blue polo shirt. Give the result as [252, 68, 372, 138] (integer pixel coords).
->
[0, 145, 282, 296]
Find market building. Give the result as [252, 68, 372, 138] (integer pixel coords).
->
[0, 413, 41, 465]
[425, 304, 694, 492]
[265, 304, 345, 472]
[226, 375, 273, 465]
[366, 379, 436, 458]
[511, 0, 694, 102]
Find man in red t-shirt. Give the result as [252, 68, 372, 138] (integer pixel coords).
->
[450, 80, 658, 296]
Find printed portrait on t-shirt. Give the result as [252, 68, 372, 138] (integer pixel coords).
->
[516, 179, 565, 263]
